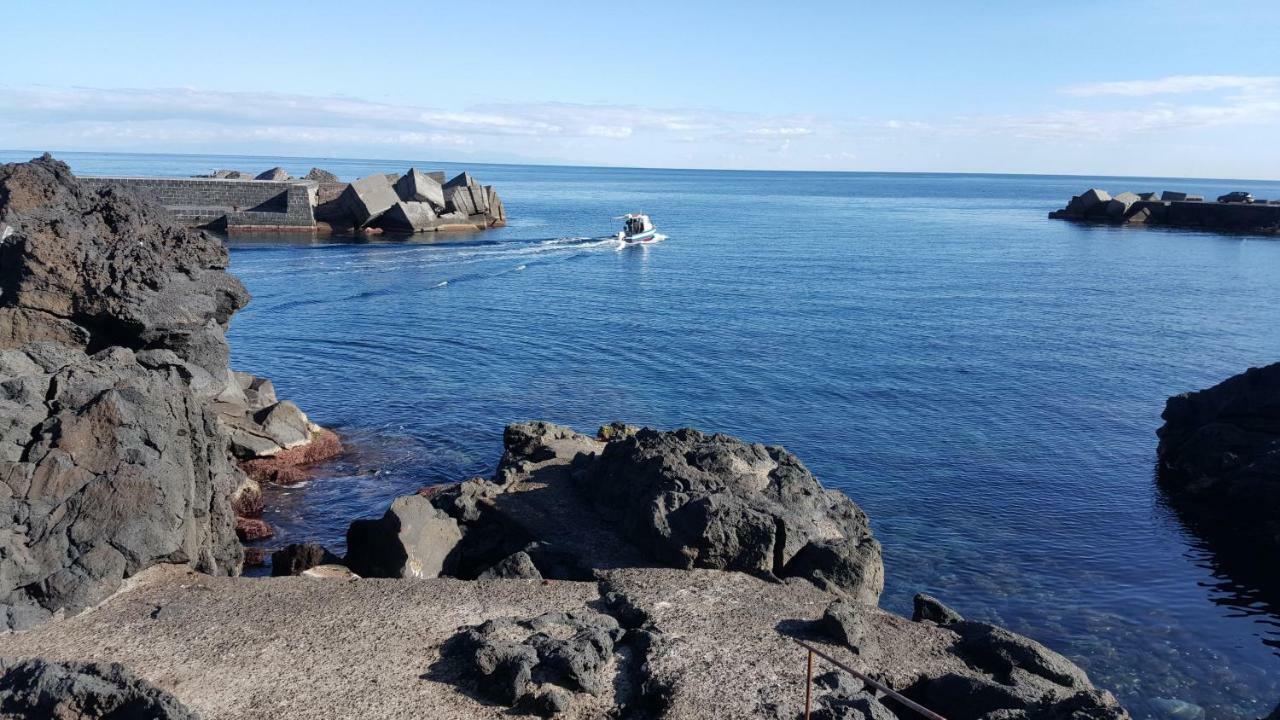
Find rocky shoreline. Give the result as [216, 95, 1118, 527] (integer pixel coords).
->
[0, 154, 1132, 718]
[1156, 362, 1280, 605]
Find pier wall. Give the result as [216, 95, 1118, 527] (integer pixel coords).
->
[80, 176, 317, 230]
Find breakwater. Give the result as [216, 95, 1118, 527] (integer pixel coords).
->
[80, 175, 318, 230]
[1050, 188, 1280, 233]
[80, 166, 506, 234]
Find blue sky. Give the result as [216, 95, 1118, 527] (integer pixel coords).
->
[3, 1, 1279, 177]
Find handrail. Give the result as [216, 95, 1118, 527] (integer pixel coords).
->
[789, 637, 948, 720]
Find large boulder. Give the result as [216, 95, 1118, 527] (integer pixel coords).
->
[573, 426, 884, 602]
[0, 658, 196, 719]
[0, 155, 249, 629]
[346, 494, 463, 578]
[394, 168, 445, 209]
[338, 173, 400, 227]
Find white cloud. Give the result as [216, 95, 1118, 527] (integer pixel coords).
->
[0, 80, 1277, 175]
[1062, 75, 1280, 97]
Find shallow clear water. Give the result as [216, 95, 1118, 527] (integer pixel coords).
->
[12, 150, 1280, 718]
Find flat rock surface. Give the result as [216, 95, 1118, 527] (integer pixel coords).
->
[602, 567, 955, 719]
[0, 565, 602, 719]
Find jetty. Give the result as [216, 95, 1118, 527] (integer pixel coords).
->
[1049, 188, 1280, 234]
[81, 166, 506, 234]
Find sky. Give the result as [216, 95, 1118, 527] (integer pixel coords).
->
[2, 1, 1279, 178]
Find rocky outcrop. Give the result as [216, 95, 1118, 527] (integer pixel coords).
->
[0, 658, 196, 719]
[0, 155, 337, 629]
[380, 422, 882, 603]
[0, 155, 251, 628]
[1049, 188, 1280, 234]
[0, 411, 1129, 720]
[1156, 363, 1280, 596]
[575, 426, 884, 602]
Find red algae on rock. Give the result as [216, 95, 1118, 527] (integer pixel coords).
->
[239, 428, 344, 485]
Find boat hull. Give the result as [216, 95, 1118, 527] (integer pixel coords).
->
[622, 229, 658, 243]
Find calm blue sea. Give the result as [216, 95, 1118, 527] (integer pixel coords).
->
[8, 150, 1280, 719]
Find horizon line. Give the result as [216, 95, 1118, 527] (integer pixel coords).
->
[3, 147, 1278, 186]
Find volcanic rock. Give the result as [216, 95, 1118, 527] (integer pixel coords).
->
[271, 542, 342, 577]
[346, 494, 463, 578]
[444, 609, 624, 708]
[235, 517, 275, 542]
[478, 551, 543, 580]
[913, 592, 964, 625]
[1156, 362, 1280, 590]
[0, 658, 196, 719]
[574, 426, 884, 602]
[0, 155, 248, 628]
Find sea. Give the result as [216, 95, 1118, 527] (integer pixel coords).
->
[6, 150, 1279, 719]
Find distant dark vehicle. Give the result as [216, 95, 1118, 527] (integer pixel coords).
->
[1217, 191, 1254, 204]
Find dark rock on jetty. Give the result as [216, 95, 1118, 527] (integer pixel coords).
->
[0, 658, 196, 719]
[1049, 188, 1280, 234]
[0, 154, 336, 629]
[1156, 363, 1280, 589]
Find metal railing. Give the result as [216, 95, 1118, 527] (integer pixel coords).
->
[789, 637, 948, 720]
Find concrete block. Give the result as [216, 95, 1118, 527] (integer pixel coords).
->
[394, 169, 445, 209]
[1161, 191, 1188, 201]
[444, 171, 478, 189]
[255, 167, 290, 181]
[376, 201, 439, 233]
[339, 174, 400, 226]
[445, 184, 477, 216]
